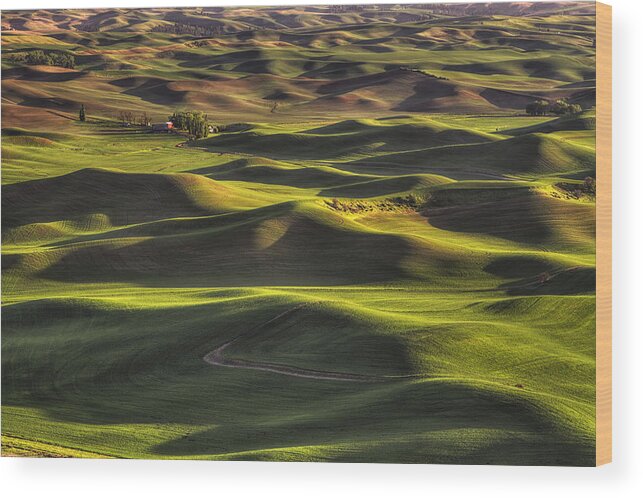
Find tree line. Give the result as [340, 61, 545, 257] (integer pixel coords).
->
[151, 22, 225, 37]
[117, 111, 151, 127]
[526, 99, 582, 116]
[8, 50, 75, 69]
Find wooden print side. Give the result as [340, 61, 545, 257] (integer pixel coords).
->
[596, 1, 612, 467]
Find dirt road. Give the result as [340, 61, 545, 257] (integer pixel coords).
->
[203, 304, 398, 383]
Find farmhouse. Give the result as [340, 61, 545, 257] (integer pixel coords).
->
[152, 121, 173, 132]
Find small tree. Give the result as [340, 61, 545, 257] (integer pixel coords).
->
[79, 104, 86, 122]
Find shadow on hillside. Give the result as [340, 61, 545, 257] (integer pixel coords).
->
[148, 378, 594, 465]
[483, 255, 595, 296]
[3, 67, 85, 83]
[421, 191, 555, 246]
[190, 160, 364, 189]
[499, 266, 596, 296]
[393, 78, 457, 112]
[34, 206, 430, 287]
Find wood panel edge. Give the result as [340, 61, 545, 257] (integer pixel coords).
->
[596, 0, 612, 467]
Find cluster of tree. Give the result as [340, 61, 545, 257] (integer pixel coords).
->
[525, 99, 582, 116]
[549, 99, 583, 115]
[525, 100, 552, 116]
[9, 50, 75, 68]
[169, 111, 210, 139]
[151, 22, 224, 37]
[79, 104, 86, 122]
[556, 177, 596, 199]
[118, 111, 151, 127]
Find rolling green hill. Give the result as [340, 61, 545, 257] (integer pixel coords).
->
[2, 3, 597, 465]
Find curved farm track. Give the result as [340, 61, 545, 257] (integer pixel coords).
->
[203, 304, 415, 383]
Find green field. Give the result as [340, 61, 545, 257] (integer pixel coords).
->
[1, 3, 597, 465]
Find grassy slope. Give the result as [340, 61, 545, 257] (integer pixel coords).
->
[2, 4, 597, 465]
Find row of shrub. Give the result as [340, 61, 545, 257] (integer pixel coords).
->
[152, 22, 224, 37]
[8, 50, 75, 69]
